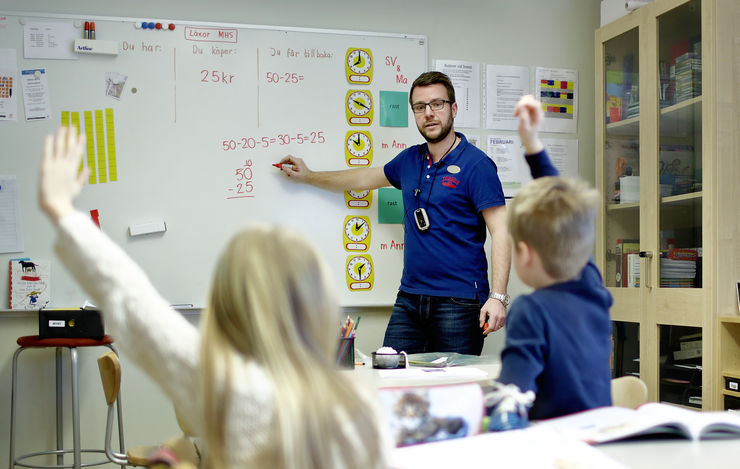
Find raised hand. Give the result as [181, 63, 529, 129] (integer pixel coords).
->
[39, 127, 88, 223]
[513, 95, 544, 155]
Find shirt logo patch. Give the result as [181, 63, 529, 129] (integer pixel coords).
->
[447, 164, 461, 174]
[442, 175, 459, 188]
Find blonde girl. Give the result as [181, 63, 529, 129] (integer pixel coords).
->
[39, 127, 389, 469]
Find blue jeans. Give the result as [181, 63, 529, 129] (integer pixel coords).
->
[382, 291, 485, 355]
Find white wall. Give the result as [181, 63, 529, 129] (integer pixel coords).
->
[0, 0, 600, 465]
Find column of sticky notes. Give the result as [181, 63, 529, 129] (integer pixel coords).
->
[62, 108, 118, 184]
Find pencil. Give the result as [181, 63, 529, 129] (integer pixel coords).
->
[351, 316, 362, 337]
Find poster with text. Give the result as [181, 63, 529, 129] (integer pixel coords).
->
[486, 64, 529, 130]
[434, 59, 480, 129]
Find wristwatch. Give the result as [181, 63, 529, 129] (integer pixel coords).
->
[489, 292, 510, 307]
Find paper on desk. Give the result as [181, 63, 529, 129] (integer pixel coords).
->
[377, 366, 488, 380]
[392, 426, 628, 469]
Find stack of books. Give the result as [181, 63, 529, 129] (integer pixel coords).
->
[674, 51, 702, 103]
[660, 249, 698, 288]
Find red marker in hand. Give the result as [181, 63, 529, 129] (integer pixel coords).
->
[272, 163, 296, 170]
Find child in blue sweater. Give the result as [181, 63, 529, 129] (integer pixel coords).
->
[487, 95, 613, 429]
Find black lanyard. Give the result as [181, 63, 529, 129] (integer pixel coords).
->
[413, 136, 457, 208]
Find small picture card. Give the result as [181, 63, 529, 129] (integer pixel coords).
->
[9, 259, 50, 309]
[105, 72, 127, 100]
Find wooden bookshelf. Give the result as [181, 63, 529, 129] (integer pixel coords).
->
[596, 0, 740, 410]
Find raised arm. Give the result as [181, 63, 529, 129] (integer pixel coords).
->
[514, 94, 544, 155]
[39, 127, 203, 433]
[514, 95, 558, 178]
[278, 154, 390, 191]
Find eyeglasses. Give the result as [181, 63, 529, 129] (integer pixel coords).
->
[411, 99, 453, 114]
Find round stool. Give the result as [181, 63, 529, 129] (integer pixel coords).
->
[9, 335, 126, 469]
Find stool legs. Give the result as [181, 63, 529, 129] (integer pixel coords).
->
[112, 349, 126, 463]
[70, 347, 81, 469]
[56, 348, 64, 468]
[9, 344, 126, 469]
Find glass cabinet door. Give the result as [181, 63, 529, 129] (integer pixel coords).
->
[657, 0, 702, 288]
[656, 0, 703, 408]
[603, 28, 640, 289]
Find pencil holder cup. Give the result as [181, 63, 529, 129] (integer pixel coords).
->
[336, 337, 355, 369]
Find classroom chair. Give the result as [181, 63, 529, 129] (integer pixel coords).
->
[9, 335, 126, 469]
[611, 376, 648, 409]
[98, 351, 200, 467]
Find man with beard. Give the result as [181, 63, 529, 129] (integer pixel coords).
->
[278, 71, 509, 355]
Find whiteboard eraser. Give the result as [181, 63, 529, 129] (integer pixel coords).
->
[74, 39, 120, 55]
[129, 220, 167, 236]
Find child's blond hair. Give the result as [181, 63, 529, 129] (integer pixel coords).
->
[508, 176, 599, 281]
[201, 225, 386, 469]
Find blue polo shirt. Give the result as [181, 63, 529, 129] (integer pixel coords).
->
[383, 133, 505, 302]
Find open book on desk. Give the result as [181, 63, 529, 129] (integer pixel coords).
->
[535, 402, 740, 443]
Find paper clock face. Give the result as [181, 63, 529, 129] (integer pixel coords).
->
[345, 90, 373, 125]
[346, 255, 373, 290]
[345, 48, 373, 84]
[344, 189, 372, 209]
[345, 131, 373, 166]
[343, 215, 371, 251]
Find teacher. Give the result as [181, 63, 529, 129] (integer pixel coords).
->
[279, 71, 510, 355]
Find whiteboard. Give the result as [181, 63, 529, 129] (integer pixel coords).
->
[0, 12, 427, 307]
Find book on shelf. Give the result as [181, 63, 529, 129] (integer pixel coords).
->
[606, 95, 622, 123]
[615, 238, 639, 287]
[627, 253, 641, 288]
[536, 402, 740, 443]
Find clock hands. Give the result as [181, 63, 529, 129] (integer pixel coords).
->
[353, 135, 362, 146]
[352, 99, 370, 110]
[354, 55, 362, 66]
[354, 221, 365, 231]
